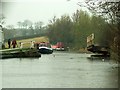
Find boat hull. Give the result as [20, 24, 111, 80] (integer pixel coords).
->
[38, 48, 53, 54]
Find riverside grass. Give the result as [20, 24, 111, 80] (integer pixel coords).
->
[5, 36, 49, 49]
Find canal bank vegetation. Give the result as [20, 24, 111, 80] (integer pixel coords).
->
[46, 10, 110, 53]
[1, 1, 119, 62]
[46, 1, 119, 63]
[82, 0, 120, 63]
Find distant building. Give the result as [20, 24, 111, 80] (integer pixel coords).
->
[0, 25, 4, 49]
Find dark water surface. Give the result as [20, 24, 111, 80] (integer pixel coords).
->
[0, 52, 118, 88]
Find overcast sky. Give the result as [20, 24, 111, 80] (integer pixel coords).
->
[1, 0, 86, 27]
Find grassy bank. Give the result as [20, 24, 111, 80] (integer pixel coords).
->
[5, 36, 49, 49]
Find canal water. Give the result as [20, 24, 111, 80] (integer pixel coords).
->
[0, 51, 118, 88]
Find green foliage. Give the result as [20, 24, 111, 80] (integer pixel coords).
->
[82, 0, 120, 62]
[47, 15, 73, 46]
[47, 9, 110, 50]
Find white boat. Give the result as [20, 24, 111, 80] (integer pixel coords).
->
[38, 42, 53, 54]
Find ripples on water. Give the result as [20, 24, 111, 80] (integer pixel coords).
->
[0, 52, 118, 88]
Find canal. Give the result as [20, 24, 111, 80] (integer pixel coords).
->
[0, 51, 118, 88]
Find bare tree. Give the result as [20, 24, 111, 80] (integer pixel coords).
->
[49, 16, 56, 24]
[17, 21, 23, 29]
[6, 25, 14, 29]
[78, 0, 120, 61]
[23, 20, 33, 29]
[78, 0, 119, 24]
[0, 14, 5, 25]
[34, 21, 43, 29]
